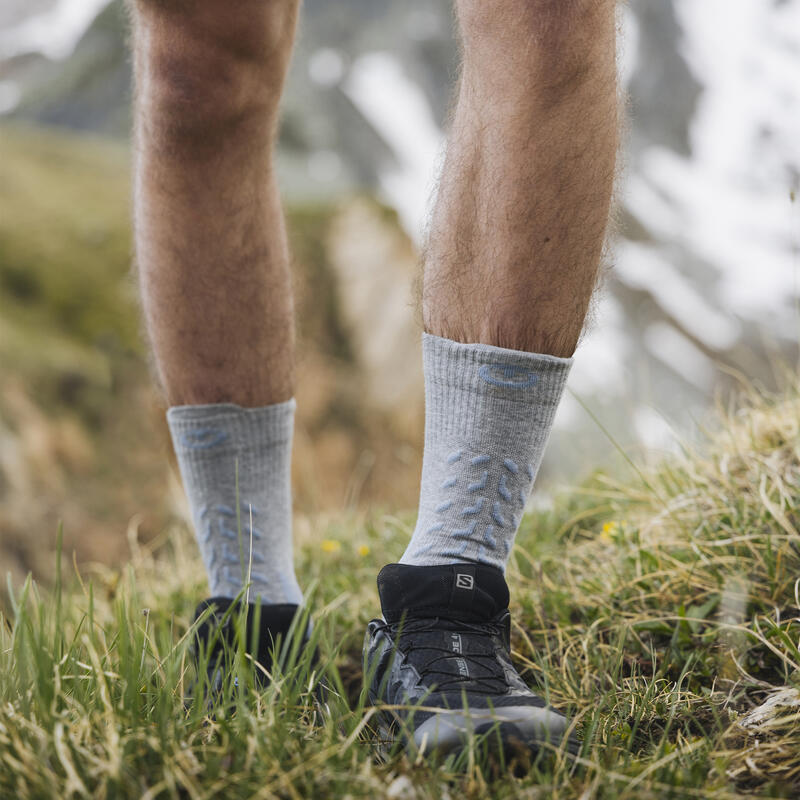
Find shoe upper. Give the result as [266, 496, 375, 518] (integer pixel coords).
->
[191, 597, 331, 716]
[193, 597, 302, 686]
[364, 563, 569, 752]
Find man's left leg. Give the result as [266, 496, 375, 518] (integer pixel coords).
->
[365, 0, 619, 756]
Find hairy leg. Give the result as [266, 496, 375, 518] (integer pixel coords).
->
[424, 0, 619, 356]
[130, 0, 299, 406]
[401, 1, 618, 570]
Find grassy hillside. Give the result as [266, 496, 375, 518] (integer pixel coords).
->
[0, 122, 424, 592]
[0, 122, 160, 591]
[2, 385, 799, 797]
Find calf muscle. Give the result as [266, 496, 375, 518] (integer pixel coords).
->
[129, 0, 299, 405]
[423, 0, 619, 356]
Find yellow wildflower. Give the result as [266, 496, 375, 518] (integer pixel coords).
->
[358, 544, 371, 557]
[599, 521, 619, 543]
[321, 539, 341, 553]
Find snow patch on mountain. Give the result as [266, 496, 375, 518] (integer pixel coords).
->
[639, 0, 800, 329]
[344, 52, 443, 243]
[0, 0, 112, 61]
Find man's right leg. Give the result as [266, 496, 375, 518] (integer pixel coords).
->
[129, 0, 303, 607]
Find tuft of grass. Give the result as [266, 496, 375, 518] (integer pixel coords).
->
[2, 385, 800, 798]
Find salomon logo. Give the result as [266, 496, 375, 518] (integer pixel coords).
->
[478, 364, 538, 389]
[455, 573, 474, 590]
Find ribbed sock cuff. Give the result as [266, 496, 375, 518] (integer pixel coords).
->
[421, 333, 572, 444]
[167, 399, 296, 455]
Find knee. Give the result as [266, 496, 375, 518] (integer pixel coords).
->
[131, 0, 299, 134]
[457, 0, 613, 53]
[456, 0, 615, 102]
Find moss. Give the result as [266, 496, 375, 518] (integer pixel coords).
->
[0, 123, 138, 354]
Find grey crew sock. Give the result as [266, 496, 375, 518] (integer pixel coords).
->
[167, 400, 302, 604]
[401, 334, 572, 571]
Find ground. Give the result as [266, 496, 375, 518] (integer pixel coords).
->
[2, 384, 800, 798]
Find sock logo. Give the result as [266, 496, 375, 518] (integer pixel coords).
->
[179, 428, 229, 450]
[478, 364, 538, 389]
[455, 573, 474, 590]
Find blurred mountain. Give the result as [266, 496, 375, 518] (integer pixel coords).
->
[1, 4, 129, 133]
[3, 0, 799, 430]
[0, 1, 699, 156]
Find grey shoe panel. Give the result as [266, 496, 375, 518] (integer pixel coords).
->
[411, 704, 568, 754]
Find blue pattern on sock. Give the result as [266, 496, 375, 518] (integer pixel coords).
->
[410, 444, 548, 567]
[503, 458, 519, 474]
[453, 520, 478, 539]
[178, 428, 229, 450]
[468, 471, 489, 492]
[461, 498, 485, 516]
[491, 501, 506, 527]
[426, 522, 445, 534]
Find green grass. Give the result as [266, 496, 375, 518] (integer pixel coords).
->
[3, 385, 800, 798]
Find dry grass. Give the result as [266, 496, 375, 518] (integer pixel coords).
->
[2, 385, 800, 797]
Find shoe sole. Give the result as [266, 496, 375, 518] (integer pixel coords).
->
[369, 697, 577, 765]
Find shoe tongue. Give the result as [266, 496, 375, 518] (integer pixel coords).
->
[376, 563, 509, 624]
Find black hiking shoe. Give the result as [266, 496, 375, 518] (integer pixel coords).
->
[190, 597, 325, 708]
[363, 563, 574, 760]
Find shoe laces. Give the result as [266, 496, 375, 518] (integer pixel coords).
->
[385, 617, 509, 695]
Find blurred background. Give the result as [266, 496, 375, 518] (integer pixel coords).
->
[1, 0, 798, 587]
